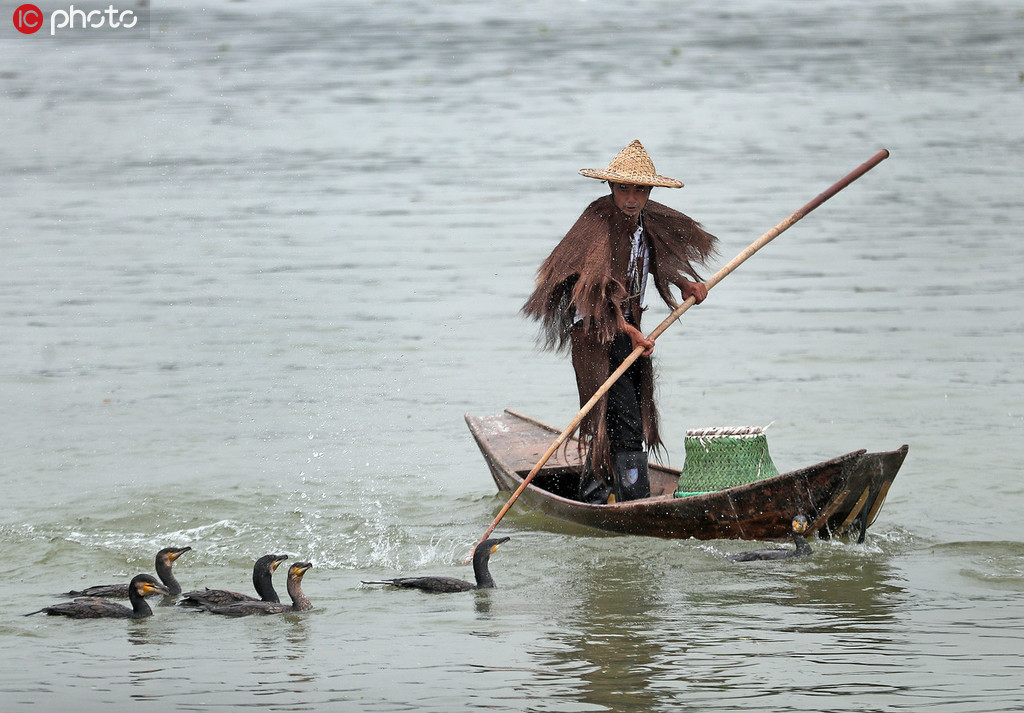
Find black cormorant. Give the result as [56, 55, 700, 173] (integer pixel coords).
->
[28, 574, 169, 619]
[362, 537, 510, 592]
[178, 553, 288, 607]
[730, 515, 813, 562]
[198, 562, 313, 616]
[66, 546, 192, 598]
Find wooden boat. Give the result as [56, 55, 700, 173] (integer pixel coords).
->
[466, 410, 908, 542]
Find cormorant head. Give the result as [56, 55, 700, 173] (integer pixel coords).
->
[791, 514, 809, 534]
[254, 553, 289, 573]
[481, 537, 511, 557]
[131, 574, 170, 597]
[158, 546, 192, 564]
[289, 562, 313, 580]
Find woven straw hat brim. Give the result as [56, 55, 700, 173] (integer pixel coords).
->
[578, 139, 684, 188]
[578, 167, 684, 188]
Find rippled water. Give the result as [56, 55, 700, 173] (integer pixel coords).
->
[2, 1, 1023, 711]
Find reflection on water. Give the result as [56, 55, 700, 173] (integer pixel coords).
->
[523, 540, 915, 710]
[473, 590, 494, 618]
[560, 566, 664, 710]
[126, 621, 166, 652]
[778, 555, 905, 628]
[253, 615, 314, 665]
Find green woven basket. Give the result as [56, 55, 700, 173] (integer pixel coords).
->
[674, 426, 780, 497]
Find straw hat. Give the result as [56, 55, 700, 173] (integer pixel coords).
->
[578, 139, 684, 188]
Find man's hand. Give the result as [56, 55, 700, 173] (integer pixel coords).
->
[681, 280, 709, 305]
[623, 323, 655, 357]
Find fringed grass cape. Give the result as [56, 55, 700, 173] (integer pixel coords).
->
[522, 194, 718, 479]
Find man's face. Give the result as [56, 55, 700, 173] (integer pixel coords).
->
[610, 182, 652, 217]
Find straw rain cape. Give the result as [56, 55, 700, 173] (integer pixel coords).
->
[522, 194, 717, 477]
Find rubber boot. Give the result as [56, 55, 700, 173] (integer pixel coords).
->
[577, 459, 612, 504]
[613, 450, 650, 502]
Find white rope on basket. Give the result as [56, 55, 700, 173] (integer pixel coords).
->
[686, 423, 775, 450]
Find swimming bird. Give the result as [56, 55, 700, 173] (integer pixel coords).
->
[730, 515, 813, 562]
[66, 546, 192, 598]
[178, 553, 288, 607]
[198, 562, 313, 617]
[28, 574, 169, 619]
[361, 537, 510, 593]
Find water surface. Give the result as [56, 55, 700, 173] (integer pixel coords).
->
[2, 1, 1023, 711]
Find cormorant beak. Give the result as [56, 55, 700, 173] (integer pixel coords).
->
[293, 562, 312, 577]
[169, 547, 192, 562]
[142, 582, 171, 596]
[490, 536, 511, 554]
[272, 555, 289, 572]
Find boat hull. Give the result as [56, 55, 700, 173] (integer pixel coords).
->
[466, 410, 907, 541]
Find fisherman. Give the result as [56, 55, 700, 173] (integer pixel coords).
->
[522, 140, 718, 503]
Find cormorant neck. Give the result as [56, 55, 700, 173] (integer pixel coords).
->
[287, 577, 313, 611]
[254, 570, 280, 603]
[472, 550, 495, 589]
[156, 560, 182, 595]
[128, 588, 155, 617]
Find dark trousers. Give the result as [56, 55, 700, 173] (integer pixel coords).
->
[606, 333, 644, 454]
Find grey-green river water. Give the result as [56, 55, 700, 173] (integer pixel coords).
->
[2, 1, 1023, 710]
